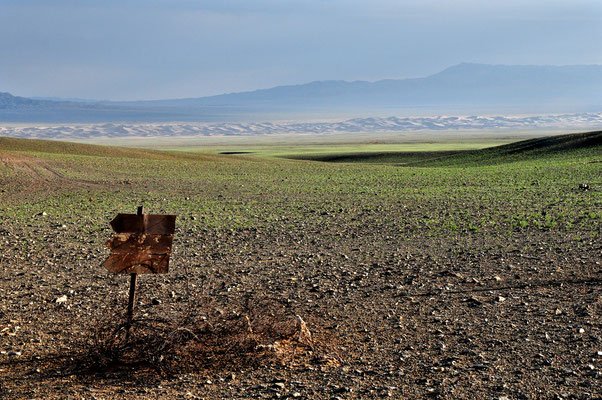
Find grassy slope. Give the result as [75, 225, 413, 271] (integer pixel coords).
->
[0, 136, 222, 162]
[413, 130, 602, 167]
[0, 131, 600, 236]
[280, 131, 602, 166]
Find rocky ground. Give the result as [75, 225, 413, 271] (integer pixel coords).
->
[0, 142, 600, 399]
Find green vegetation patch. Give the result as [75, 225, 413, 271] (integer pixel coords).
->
[1, 131, 600, 239]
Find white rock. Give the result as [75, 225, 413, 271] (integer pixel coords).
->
[55, 295, 68, 303]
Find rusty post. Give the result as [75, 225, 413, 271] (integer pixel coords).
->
[126, 205, 143, 340]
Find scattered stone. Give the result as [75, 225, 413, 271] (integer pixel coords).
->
[579, 183, 590, 191]
[54, 295, 68, 303]
[7, 351, 21, 356]
[496, 296, 506, 302]
[151, 298, 161, 305]
[465, 297, 483, 307]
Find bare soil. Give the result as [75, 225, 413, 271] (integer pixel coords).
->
[0, 144, 600, 399]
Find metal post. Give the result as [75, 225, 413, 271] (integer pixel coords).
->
[126, 205, 143, 340]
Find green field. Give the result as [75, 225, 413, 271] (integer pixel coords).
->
[1, 131, 601, 398]
[1, 132, 600, 235]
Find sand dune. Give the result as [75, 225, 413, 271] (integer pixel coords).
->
[1, 113, 601, 140]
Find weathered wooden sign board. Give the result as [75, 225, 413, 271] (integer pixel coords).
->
[103, 213, 176, 274]
[102, 207, 177, 339]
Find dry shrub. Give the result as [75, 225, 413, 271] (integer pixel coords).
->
[76, 294, 339, 377]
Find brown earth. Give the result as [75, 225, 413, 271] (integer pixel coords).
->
[0, 149, 600, 400]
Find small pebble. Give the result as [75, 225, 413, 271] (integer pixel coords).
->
[55, 295, 68, 303]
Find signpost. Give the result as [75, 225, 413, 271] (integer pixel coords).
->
[103, 206, 176, 337]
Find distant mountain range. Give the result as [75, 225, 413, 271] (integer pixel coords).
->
[1, 63, 601, 123]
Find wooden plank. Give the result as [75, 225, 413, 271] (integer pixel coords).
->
[103, 253, 170, 274]
[106, 233, 173, 254]
[110, 214, 176, 235]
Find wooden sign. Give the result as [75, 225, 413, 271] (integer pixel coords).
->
[110, 214, 176, 235]
[103, 213, 176, 274]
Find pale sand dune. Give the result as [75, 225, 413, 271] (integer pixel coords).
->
[0, 113, 601, 141]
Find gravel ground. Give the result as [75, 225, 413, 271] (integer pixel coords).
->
[1, 212, 600, 399]
[0, 145, 600, 399]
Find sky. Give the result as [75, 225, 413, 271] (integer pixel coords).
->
[1, 0, 601, 100]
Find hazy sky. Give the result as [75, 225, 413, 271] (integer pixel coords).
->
[1, 0, 600, 100]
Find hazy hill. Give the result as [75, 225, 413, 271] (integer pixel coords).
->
[138, 63, 601, 110]
[0, 92, 54, 109]
[1, 63, 601, 122]
[0, 92, 190, 123]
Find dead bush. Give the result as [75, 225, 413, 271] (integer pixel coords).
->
[74, 294, 338, 377]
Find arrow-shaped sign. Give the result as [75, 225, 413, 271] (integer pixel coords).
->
[110, 214, 176, 235]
